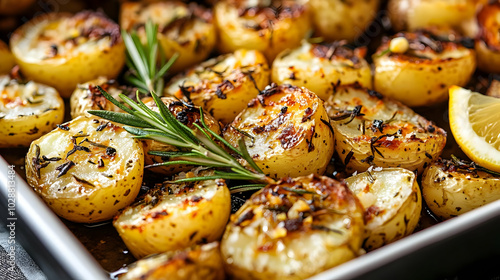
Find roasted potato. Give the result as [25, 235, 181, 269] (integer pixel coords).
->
[272, 41, 372, 101]
[70, 77, 128, 119]
[221, 175, 365, 280]
[388, 0, 487, 32]
[345, 168, 422, 251]
[119, 242, 224, 280]
[309, 0, 381, 42]
[0, 0, 35, 15]
[120, 1, 216, 73]
[324, 83, 447, 174]
[214, 0, 311, 62]
[0, 40, 15, 74]
[10, 11, 126, 98]
[141, 97, 221, 176]
[422, 158, 500, 220]
[475, 2, 500, 74]
[113, 169, 231, 259]
[164, 49, 270, 124]
[373, 30, 476, 107]
[0, 76, 65, 148]
[223, 83, 335, 179]
[25, 116, 144, 223]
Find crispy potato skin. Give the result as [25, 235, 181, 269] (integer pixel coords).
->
[165, 49, 270, 124]
[223, 84, 334, 179]
[345, 168, 422, 251]
[10, 11, 125, 98]
[476, 2, 500, 73]
[309, 0, 381, 42]
[374, 31, 476, 107]
[113, 170, 231, 259]
[422, 159, 500, 220]
[69, 77, 126, 119]
[0, 76, 65, 148]
[25, 116, 144, 223]
[324, 83, 446, 174]
[221, 175, 365, 280]
[272, 41, 372, 101]
[119, 243, 225, 280]
[388, 0, 487, 32]
[120, 1, 215, 73]
[0, 41, 15, 74]
[141, 97, 221, 175]
[214, 0, 311, 62]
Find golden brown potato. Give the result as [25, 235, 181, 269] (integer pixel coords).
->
[69, 77, 128, 119]
[214, 0, 311, 62]
[373, 30, 476, 107]
[120, 1, 216, 73]
[0, 0, 35, 15]
[0, 75, 65, 148]
[388, 0, 487, 32]
[272, 41, 372, 100]
[324, 83, 447, 174]
[422, 158, 500, 220]
[309, 0, 381, 42]
[25, 116, 144, 223]
[113, 169, 231, 259]
[223, 83, 334, 179]
[345, 168, 422, 251]
[221, 174, 365, 280]
[164, 49, 270, 124]
[0, 40, 15, 74]
[141, 97, 221, 176]
[10, 11, 126, 98]
[119, 242, 225, 280]
[475, 2, 500, 73]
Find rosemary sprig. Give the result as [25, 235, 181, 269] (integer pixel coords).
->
[451, 155, 500, 177]
[88, 87, 270, 184]
[122, 21, 179, 95]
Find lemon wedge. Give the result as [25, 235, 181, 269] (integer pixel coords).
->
[449, 86, 500, 172]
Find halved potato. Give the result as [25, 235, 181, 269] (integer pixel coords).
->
[309, 0, 381, 42]
[422, 158, 500, 220]
[10, 11, 125, 98]
[0, 40, 15, 74]
[475, 2, 500, 74]
[272, 41, 372, 100]
[221, 174, 365, 280]
[214, 0, 310, 62]
[70, 77, 127, 119]
[113, 169, 231, 259]
[223, 83, 334, 179]
[388, 0, 487, 32]
[324, 83, 447, 174]
[25, 116, 144, 223]
[373, 30, 476, 107]
[120, 1, 215, 73]
[345, 168, 422, 251]
[119, 242, 224, 280]
[0, 75, 64, 148]
[142, 97, 221, 176]
[164, 49, 270, 124]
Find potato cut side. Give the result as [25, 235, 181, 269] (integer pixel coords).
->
[345, 168, 422, 251]
[120, 1, 215, 73]
[223, 83, 335, 179]
[221, 174, 365, 280]
[324, 83, 446, 174]
[272, 41, 372, 101]
[119, 242, 224, 280]
[0, 76, 64, 148]
[25, 116, 144, 223]
[422, 158, 500, 220]
[10, 11, 125, 97]
[165, 49, 270, 124]
[113, 169, 231, 259]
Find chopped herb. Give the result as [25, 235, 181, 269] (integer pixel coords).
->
[106, 147, 117, 156]
[331, 105, 365, 125]
[56, 161, 75, 178]
[72, 175, 95, 187]
[96, 122, 109, 132]
[57, 124, 70, 131]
